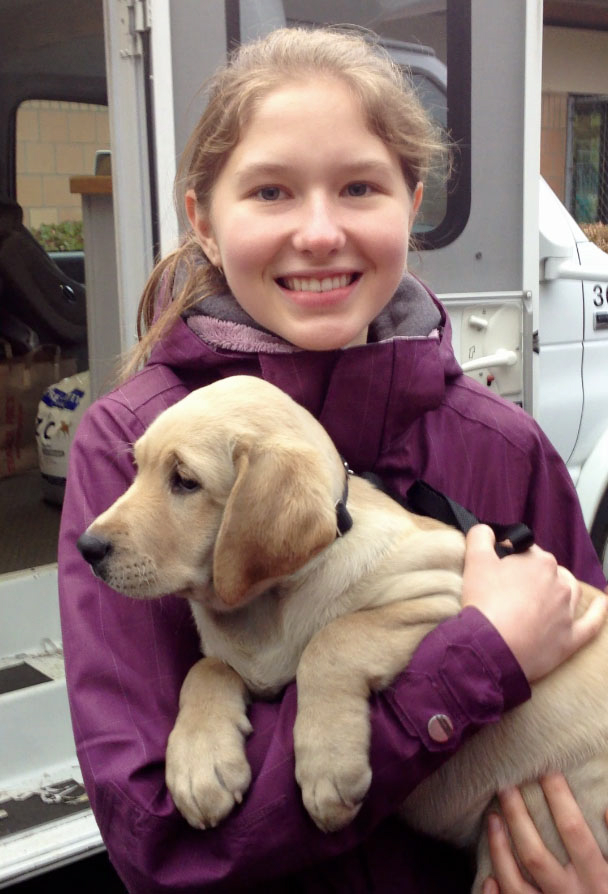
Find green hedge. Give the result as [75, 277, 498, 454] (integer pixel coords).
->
[30, 220, 84, 252]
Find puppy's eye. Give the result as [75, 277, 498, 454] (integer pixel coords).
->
[171, 470, 201, 494]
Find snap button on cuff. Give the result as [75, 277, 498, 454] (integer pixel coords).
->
[428, 713, 454, 742]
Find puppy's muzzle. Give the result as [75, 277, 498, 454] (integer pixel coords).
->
[77, 532, 113, 576]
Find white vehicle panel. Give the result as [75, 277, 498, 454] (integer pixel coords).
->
[536, 343, 584, 463]
[573, 340, 608, 469]
[578, 241, 608, 343]
[0, 567, 102, 886]
[537, 276, 584, 347]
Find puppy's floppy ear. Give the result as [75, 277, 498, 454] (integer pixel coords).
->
[213, 442, 338, 607]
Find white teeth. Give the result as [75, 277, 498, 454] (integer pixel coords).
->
[283, 274, 352, 292]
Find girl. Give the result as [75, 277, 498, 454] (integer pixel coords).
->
[58, 27, 608, 893]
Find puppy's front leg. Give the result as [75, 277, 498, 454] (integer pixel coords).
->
[166, 656, 252, 829]
[294, 597, 457, 832]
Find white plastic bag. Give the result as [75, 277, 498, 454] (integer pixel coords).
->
[36, 370, 90, 504]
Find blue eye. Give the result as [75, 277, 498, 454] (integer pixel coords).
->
[346, 182, 371, 197]
[256, 186, 283, 201]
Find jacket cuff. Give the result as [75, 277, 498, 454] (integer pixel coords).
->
[383, 606, 530, 754]
[460, 606, 531, 711]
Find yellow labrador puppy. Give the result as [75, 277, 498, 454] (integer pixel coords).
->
[78, 375, 608, 892]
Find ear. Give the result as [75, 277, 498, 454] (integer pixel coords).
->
[213, 443, 338, 607]
[409, 181, 424, 227]
[185, 188, 222, 267]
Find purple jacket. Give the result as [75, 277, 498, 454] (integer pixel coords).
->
[58, 278, 606, 893]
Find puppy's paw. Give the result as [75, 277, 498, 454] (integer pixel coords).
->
[166, 713, 252, 829]
[294, 732, 372, 832]
[296, 757, 372, 832]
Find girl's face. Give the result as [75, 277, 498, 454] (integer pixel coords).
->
[187, 78, 423, 351]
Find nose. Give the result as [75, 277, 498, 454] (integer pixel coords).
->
[77, 531, 113, 567]
[292, 193, 346, 256]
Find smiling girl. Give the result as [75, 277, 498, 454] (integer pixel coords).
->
[58, 26, 608, 894]
[185, 76, 421, 351]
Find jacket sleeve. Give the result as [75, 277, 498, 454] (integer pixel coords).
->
[418, 379, 607, 593]
[521, 425, 607, 590]
[58, 397, 530, 893]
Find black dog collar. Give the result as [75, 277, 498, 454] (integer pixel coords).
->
[335, 458, 354, 536]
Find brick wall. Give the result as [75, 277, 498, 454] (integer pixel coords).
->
[16, 100, 110, 230]
[541, 92, 569, 202]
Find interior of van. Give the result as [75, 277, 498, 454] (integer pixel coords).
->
[0, 0, 106, 574]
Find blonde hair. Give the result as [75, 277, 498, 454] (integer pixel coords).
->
[123, 26, 446, 377]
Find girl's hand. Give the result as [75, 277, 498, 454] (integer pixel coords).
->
[461, 525, 607, 682]
[482, 774, 608, 893]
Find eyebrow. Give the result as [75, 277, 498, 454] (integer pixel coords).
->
[234, 158, 398, 184]
[234, 163, 292, 185]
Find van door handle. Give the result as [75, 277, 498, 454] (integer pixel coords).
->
[461, 348, 518, 373]
[544, 258, 608, 281]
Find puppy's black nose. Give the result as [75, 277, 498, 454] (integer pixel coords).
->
[77, 532, 112, 566]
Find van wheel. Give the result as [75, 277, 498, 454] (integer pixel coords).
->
[591, 490, 608, 580]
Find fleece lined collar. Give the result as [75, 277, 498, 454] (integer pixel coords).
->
[183, 273, 442, 353]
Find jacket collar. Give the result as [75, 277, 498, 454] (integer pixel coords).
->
[183, 273, 442, 354]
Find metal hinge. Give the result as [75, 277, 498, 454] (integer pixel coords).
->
[119, 0, 151, 58]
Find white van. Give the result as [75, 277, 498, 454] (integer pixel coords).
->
[388, 38, 608, 576]
[0, 0, 606, 885]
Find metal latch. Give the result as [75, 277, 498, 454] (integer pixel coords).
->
[461, 348, 518, 373]
[595, 312, 608, 331]
[119, 0, 151, 58]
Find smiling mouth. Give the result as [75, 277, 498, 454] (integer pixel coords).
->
[278, 273, 359, 293]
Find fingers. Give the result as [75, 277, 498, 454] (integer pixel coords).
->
[465, 526, 561, 580]
[487, 777, 608, 893]
[556, 566, 578, 612]
[540, 774, 608, 886]
[463, 525, 499, 571]
[497, 787, 564, 890]
[482, 875, 500, 894]
[465, 524, 497, 551]
[553, 569, 607, 658]
[570, 593, 608, 653]
[464, 524, 567, 570]
[485, 808, 538, 893]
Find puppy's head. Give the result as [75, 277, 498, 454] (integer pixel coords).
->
[78, 377, 344, 610]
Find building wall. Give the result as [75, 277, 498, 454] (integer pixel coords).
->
[543, 26, 608, 94]
[541, 92, 569, 200]
[541, 26, 608, 204]
[16, 100, 110, 231]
